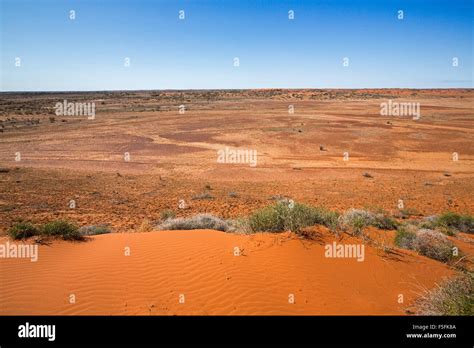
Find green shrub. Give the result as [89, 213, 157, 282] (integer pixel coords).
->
[42, 220, 84, 241]
[8, 222, 39, 240]
[248, 201, 337, 233]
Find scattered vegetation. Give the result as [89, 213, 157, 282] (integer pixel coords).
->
[414, 273, 473, 315]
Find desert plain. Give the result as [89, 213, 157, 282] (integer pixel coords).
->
[0, 89, 473, 315]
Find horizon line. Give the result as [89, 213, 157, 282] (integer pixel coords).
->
[1, 87, 473, 94]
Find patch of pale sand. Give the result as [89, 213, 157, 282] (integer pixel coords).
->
[0, 229, 455, 315]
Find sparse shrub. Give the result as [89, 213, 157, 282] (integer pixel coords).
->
[228, 192, 238, 198]
[157, 214, 231, 232]
[42, 220, 83, 241]
[394, 227, 417, 249]
[78, 224, 111, 236]
[49, 116, 55, 123]
[8, 222, 39, 240]
[160, 209, 176, 221]
[412, 229, 455, 263]
[248, 201, 338, 233]
[414, 274, 473, 315]
[339, 209, 397, 235]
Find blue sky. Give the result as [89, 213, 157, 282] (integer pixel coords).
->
[1, 0, 472, 91]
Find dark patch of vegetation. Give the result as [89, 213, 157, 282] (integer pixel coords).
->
[8, 222, 40, 240]
[42, 220, 84, 241]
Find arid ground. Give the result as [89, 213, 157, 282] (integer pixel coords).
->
[0, 89, 473, 315]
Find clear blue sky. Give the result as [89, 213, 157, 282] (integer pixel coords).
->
[1, 0, 472, 91]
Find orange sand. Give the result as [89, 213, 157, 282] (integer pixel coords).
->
[0, 230, 454, 315]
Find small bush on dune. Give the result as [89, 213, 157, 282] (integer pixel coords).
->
[42, 220, 84, 241]
[396, 227, 457, 263]
[157, 214, 231, 232]
[248, 201, 338, 233]
[8, 222, 40, 240]
[413, 229, 456, 263]
[414, 274, 473, 315]
[339, 209, 397, 235]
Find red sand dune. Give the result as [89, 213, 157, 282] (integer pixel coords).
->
[0, 229, 454, 315]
